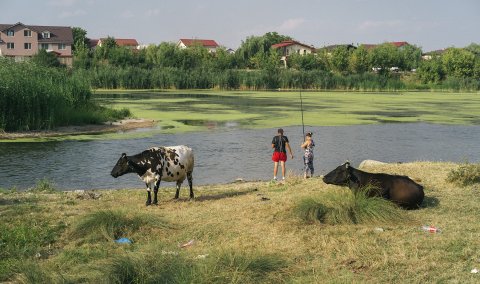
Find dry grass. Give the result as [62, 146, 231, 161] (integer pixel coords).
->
[1, 162, 480, 283]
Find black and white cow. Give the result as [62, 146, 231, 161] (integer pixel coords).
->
[111, 145, 194, 205]
[323, 162, 424, 209]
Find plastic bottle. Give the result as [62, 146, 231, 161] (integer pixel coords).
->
[422, 225, 441, 233]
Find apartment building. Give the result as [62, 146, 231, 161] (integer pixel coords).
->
[0, 22, 73, 66]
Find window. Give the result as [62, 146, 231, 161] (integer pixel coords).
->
[42, 31, 50, 39]
[58, 43, 66, 50]
[24, 43, 32, 50]
[24, 30, 32, 37]
[7, 29, 14, 36]
[7, 42, 14, 49]
[40, 43, 49, 50]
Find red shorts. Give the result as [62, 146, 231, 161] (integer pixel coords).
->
[272, 152, 287, 162]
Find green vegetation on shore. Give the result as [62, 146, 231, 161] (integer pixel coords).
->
[72, 31, 480, 91]
[1, 162, 479, 282]
[0, 58, 130, 132]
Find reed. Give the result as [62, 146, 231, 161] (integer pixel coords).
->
[0, 58, 130, 131]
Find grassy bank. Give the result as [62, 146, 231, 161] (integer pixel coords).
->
[1, 162, 479, 283]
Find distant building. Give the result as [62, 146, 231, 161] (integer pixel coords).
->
[176, 38, 219, 53]
[0, 22, 73, 66]
[422, 49, 445, 60]
[360, 41, 410, 50]
[322, 44, 357, 53]
[91, 38, 139, 49]
[271, 40, 316, 68]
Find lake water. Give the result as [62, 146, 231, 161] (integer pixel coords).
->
[0, 123, 479, 190]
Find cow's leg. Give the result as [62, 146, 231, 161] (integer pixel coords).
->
[145, 184, 152, 206]
[153, 179, 161, 205]
[187, 171, 194, 199]
[174, 181, 182, 199]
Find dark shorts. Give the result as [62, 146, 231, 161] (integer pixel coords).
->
[272, 152, 287, 162]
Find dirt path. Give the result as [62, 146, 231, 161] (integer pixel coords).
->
[0, 119, 156, 140]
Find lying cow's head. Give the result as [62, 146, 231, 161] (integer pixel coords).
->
[111, 153, 130, 178]
[322, 162, 351, 185]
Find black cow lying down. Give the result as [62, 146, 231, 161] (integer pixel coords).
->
[322, 162, 424, 209]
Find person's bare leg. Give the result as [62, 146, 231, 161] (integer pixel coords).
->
[273, 161, 279, 179]
[281, 161, 286, 179]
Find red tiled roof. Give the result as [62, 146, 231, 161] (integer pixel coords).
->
[179, 39, 219, 47]
[271, 40, 314, 50]
[390, 41, 409, 47]
[97, 38, 138, 47]
[114, 38, 138, 46]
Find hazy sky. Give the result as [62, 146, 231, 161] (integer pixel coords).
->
[2, 0, 479, 51]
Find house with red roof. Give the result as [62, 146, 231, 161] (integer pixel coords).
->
[94, 38, 139, 49]
[271, 40, 316, 68]
[176, 38, 219, 53]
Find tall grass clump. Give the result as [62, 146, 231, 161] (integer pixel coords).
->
[103, 249, 287, 283]
[0, 58, 130, 132]
[27, 178, 56, 193]
[446, 162, 480, 186]
[71, 210, 169, 243]
[296, 186, 407, 225]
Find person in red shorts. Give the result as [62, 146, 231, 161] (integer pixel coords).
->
[271, 128, 294, 181]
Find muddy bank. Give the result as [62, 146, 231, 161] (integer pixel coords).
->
[0, 119, 156, 140]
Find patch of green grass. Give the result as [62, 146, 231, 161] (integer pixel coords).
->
[446, 162, 480, 186]
[296, 186, 407, 224]
[71, 210, 170, 243]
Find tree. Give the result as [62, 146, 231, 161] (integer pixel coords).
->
[368, 43, 401, 74]
[417, 58, 445, 83]
[330, 46, 352, 74]
[288, 53, 324, 71]
[465, 43, 480, 57]
[236, 32, 291, 68]
[31, 49, 61, 67]
[94, 36, 118, 61]
[349, 45, 369, 73]
[442, 48, 475, 78]
[72, 27, 89, 53]
[399, 44, 422, 71]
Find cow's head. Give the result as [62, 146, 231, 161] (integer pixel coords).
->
[322, 162, 351, 185]
[111, 153, 130, 178]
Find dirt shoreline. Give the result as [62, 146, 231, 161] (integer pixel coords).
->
[0, 119, 156, 139]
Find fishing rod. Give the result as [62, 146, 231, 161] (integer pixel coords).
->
[299, 87, 305, 141]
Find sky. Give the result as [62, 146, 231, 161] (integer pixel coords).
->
[2, 0, 479, 52]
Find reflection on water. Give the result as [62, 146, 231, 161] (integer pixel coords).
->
[0, 123, 479, 190]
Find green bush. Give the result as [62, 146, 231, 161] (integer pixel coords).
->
[446, 163, 480, 186]
[296, 186, 407, 225]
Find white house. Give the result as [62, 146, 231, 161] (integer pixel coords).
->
[271, 40, 316, 68]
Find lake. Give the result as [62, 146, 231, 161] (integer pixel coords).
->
[0, 123, 479, 190]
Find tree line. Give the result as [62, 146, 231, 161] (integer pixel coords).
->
[51, 29, 480, 90]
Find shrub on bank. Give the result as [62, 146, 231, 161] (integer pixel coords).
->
[446, 163, 480, 186]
